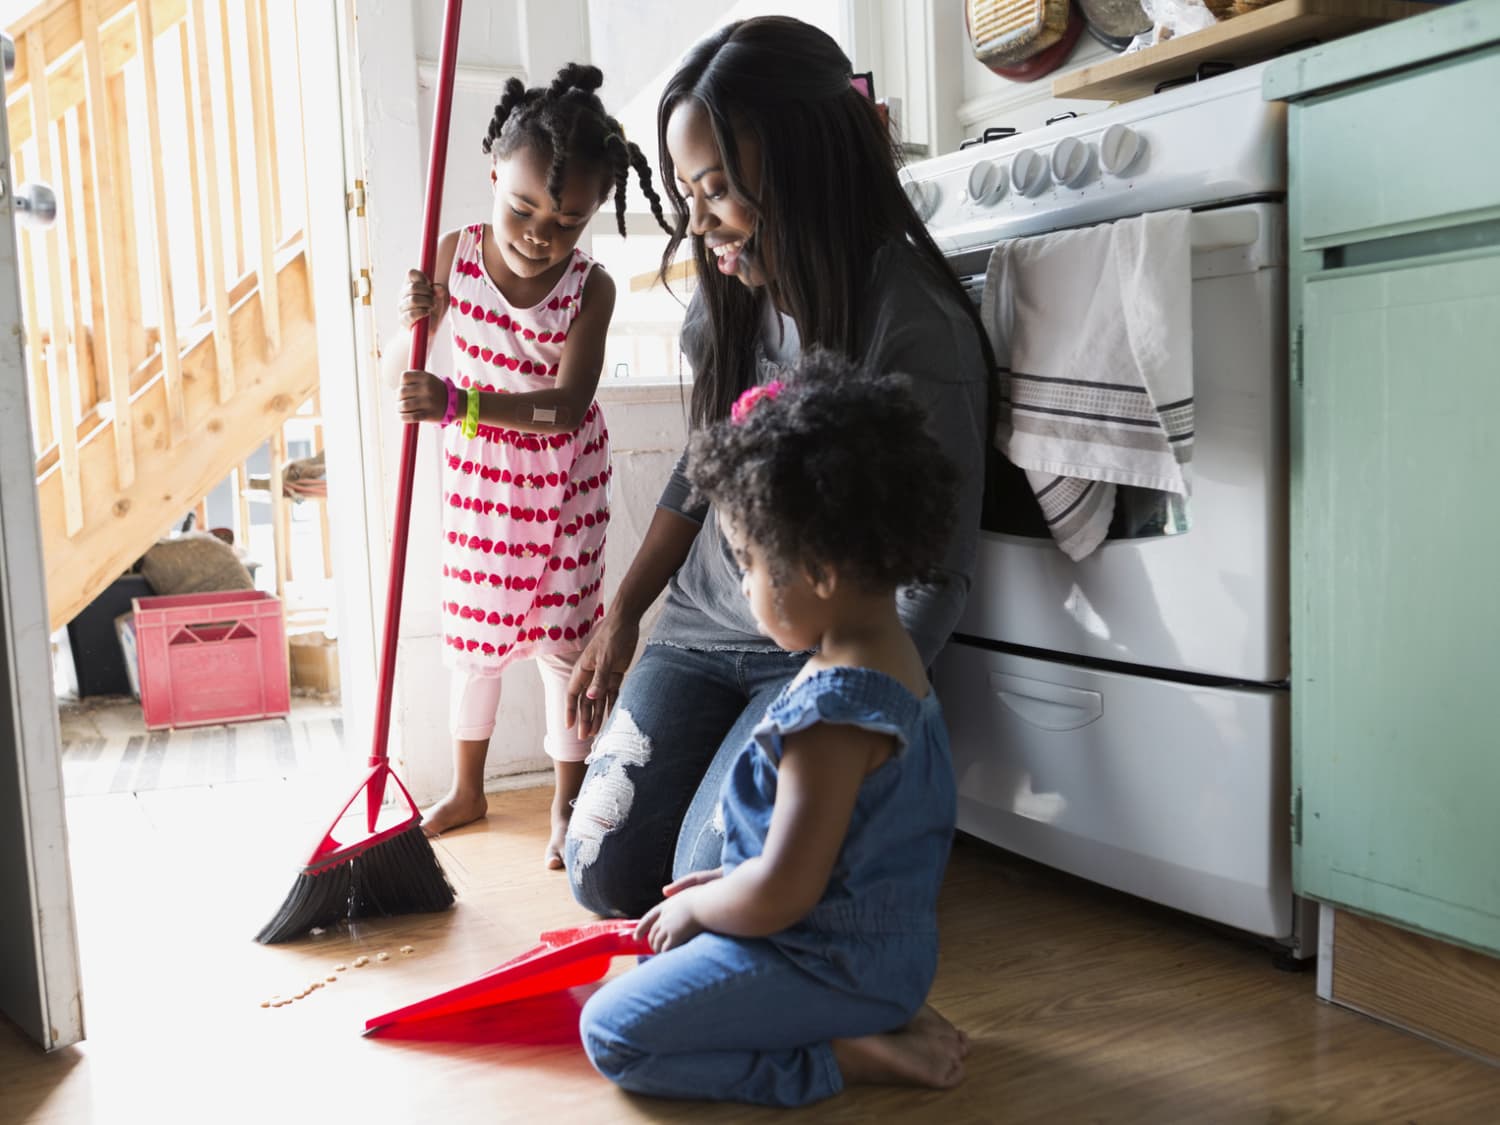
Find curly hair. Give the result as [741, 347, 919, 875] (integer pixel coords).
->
[484, 63, 672, 237]
[686, 351, 959, 594]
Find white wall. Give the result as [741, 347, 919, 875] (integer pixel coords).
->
[957, 34, 1117, 140]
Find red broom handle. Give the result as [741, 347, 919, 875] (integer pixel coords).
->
[367, 0, 464, 826]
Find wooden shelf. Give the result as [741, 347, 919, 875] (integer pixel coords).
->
[1052, 0, 1437, 103]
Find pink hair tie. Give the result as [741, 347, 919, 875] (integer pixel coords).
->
[730, 380, 784, 425]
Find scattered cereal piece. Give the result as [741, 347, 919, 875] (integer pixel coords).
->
[375, 951, 390, 962]
[326, 975, 337, 983]
[334, 964, 347, 972]
[260, 1001, 271, 1008]
[353, 956, 369, 968]
[399, 945, 415, 955]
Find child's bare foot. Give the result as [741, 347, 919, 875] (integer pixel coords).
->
[832, 1005, 970, 1090]
[544, 794, 571, 870]
[420, 790, 489, 837]
[546, 759, 587, 870]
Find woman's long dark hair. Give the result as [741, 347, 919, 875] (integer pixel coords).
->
[657, 16, 991, 428]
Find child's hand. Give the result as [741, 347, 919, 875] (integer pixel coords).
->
[398, 369, 450, 424]
[635, 887, 706, 953]
[662, 868, 723, 896]
[398, 268, 449, 329]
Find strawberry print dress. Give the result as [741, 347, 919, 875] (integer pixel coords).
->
[440, 223, 609, 674]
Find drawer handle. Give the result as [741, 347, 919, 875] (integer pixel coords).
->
[990, 673, 1103, 732]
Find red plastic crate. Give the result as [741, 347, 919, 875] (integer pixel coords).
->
[132, 590, 290, 730]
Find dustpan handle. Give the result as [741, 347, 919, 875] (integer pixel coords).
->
[369, 0, 464, 794]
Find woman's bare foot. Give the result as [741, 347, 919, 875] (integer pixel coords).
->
[420, 790, 489, 838]
[832, 1005, 970, 1090]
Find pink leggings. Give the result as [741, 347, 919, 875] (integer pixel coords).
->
[449, 652, 590, 762]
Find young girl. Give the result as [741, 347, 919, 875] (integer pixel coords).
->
[396, 63, 669, 865]
[579, 354, 971, 1107]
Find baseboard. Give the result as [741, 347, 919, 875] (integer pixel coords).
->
[1322, 906, 1500, 1067]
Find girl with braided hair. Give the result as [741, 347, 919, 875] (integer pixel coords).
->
[397, 62, 669, 864]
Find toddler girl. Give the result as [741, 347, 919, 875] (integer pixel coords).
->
[579, 352, 971, 1106]
[397, 64, 669, 865]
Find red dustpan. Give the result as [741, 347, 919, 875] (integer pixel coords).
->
[364, 920, 650, 1036]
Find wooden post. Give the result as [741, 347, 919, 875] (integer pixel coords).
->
[14, 148, 55, 454]
[74, 111, 106, 416]
[26, 32, 84, 536]
[233, 460, 254, 551]
[257, 0, 282, 240]
[55, 113, 98, 418]
[80, 0, 137, 490]
[179, 20, 208, 306]
[269, 426, 291, 599]
[108, 70, 148, 371]
[187, 0, 236, 402]
[137, 0, 188, 445]
[217, 0, 246, 276]
[244, 0, 281, 358]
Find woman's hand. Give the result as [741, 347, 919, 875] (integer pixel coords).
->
[565, 610, 641, 738]
[398, 369, 449, 424]
[398, 268, 449, 330]
[635, 886, 707, 953]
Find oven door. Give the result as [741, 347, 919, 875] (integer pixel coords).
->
[956, 202, 1288, 683]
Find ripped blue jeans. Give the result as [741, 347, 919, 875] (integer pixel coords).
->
[564, 643, 806, 919]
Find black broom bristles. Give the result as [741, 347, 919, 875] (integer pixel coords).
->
[255, 823, 455, 944]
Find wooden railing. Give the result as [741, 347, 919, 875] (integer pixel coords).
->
[6, 0, 322, 631]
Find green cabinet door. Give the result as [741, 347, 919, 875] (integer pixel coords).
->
[1294, 246, 1500, 953]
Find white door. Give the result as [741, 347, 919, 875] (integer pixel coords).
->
[0, 33, 85, 1051]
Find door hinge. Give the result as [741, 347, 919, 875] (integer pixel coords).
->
[346, 180, 367, 216]
[1292, 786, 1303, 847]
[352, 270, 372, 305]
[1291, 322, 1304, 387]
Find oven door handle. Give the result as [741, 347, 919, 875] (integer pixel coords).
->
[1189, 210, 1260, 252]
[990, 673, 1103, 732]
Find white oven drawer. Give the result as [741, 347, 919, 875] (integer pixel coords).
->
[934, 642, 1293, 939]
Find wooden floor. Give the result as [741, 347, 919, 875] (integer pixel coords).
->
[3, 782, 1498, 1123]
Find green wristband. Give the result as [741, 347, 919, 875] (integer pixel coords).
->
[463, 385, 481, 439]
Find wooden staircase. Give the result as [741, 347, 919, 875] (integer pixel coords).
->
[6, 0, 322, 631]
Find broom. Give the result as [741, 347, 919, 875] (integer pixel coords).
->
[256, 0, 465, 944]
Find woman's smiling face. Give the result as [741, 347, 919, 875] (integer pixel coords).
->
[665, 99, 770, 289]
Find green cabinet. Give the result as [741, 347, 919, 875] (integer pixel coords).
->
[1267, 3, 1500, 955]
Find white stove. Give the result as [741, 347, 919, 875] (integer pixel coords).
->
[919, 63, 1314, 958]
[901, 63, 1284, 252]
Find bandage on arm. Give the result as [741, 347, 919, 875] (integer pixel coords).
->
[531, 406, 557, 424]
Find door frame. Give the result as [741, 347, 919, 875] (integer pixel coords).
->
[0, 40, 85, 1050]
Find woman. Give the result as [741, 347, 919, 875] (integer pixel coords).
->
[563, 15, 990, 919]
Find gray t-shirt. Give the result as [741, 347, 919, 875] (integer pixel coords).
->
[650, 238, 988, 667]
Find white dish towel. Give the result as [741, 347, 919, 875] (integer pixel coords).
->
[981, 209, 1195, 561]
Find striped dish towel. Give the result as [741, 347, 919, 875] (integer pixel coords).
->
[981, 209, 1195, 561]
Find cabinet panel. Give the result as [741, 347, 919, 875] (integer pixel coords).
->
[1294, 248, 1500, 952]
[1295, 46, 1500, 247]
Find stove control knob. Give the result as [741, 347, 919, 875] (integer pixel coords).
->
[1010, 149, 1049, 196]
[903, 179, 941, 221]
[1050, 137, 1092, 187]
[966, 159, 1008, 206]
[1100, 124, 1145, 176]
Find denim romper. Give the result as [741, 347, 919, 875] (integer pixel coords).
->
[580, 667, 958, 1108]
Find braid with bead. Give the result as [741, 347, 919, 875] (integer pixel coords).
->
[482, 64, 672, 237]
